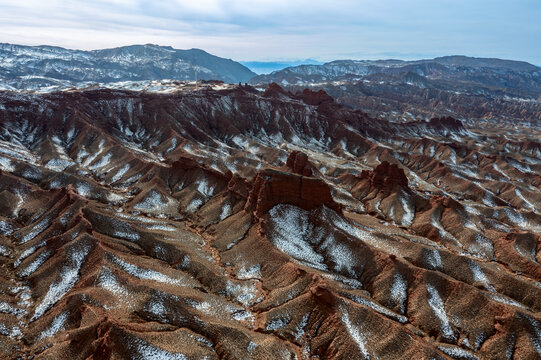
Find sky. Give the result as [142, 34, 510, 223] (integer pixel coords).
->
[1, 0, 540, 64]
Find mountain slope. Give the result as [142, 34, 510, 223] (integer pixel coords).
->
[429, 55, 539, 72]
[240, 59, 323, 74]
[250, 56, 541, 88]
[0, 43, 256, 89]
[0, 85, 540, 359]
[250, 56, 541, 122]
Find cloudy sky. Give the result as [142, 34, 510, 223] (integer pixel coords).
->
[1, 0, 540, 64]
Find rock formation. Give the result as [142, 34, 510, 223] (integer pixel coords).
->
[0, 85, 540, 359]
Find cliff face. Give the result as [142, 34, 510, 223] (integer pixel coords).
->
[0, 84, 540, 359]
[364, 160, 409, 190]
[285, 150, 314, 176]
[245, 168, 341, 219]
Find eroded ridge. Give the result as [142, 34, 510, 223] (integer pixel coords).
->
[0, 85, 540, 359]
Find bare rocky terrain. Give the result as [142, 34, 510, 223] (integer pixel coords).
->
[0, 83, 540, 359]
[250, 56, 541, 124]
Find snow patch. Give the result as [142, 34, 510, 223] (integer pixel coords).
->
[31, 243, 91, 322]
[341, 309, 371, 359]
[390, 273, 408, 314]
[426, 284, 455, 341]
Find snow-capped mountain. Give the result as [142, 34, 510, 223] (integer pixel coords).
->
[250, 56, 541, 123]
[0, 43, 256, 90]
[250, 56, 541, 93]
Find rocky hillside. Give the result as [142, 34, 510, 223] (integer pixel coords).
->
[250, 56, 541, 122]
[0, 84, 540, 359]
[0, 43, 256, 90]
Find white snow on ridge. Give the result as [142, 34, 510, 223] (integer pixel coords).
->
[341, 309, 371, 359]
[110, 255, 188, 286]
[38, 312, 69, 341]
[425, 248, 443, 270]
[196, 178, 215, 198]
[0, 244, 10, 257]
[134, 189, 177, 212]
[19, 250, 51, 277]
[111, 163, 130, 183]
[265, 315, 291, 331]
[225, 279, 262, 306]
[390, 273, 408, 314]
[437, 344, 480, 360]
[321, 236, 357, 276]
[19, 216, 51, 244]
[400, 195, 415, 226]
[515, 189, 536, 212]
[487, 293, 528, 310]
[31, 243, 91, 322]
[88, 152, 112, 171]
[468, 260, 495, 292]
[430, 210, 460, 246]
[219, 202, 232, 220]
[426, 284, 455, 341]
[231, 135, 250, 150]
[0, 156, 15, 172]
[186, 198, 203, 213]
[268, 205, 327, 271]
[346, 294, 408, 324]
[237, 264, 261, 280]
[128, 336, 188, 360]
[0, 140, 38, 164]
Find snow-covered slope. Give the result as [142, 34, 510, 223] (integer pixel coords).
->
[250, 56, 541, 95]
[250, 56, 541, 123]
[1, 85, 541, 359]
[0, 43, 256, 89]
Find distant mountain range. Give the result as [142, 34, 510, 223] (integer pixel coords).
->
[0, 43, 256, 90]
[250, 56, 540, 92]
[240, 59, 322, 74]
[1, 44, 539, 122]
[1, 42, 539, 98]
[249, 55, 541, 122]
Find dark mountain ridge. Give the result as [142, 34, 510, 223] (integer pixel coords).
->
[0, 43, 256, 89]
[250, 55, 540, 85]
[250, 55, 541, 122]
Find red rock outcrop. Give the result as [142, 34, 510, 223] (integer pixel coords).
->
[295, 88, 334, 106]
[284, 150, 314, 176]
[356, 161, 409, 194]
[370, 161, 409, 188]
[245, 169, 341, 218]
[263, 83, 334, 106]
[227, 172, 251, 198]
[263, 82, 290, 98]
[427, 116, 464, 130]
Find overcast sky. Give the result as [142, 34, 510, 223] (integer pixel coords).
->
[1, 0, 540, 64]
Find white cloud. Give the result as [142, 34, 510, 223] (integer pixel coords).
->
[0, 0, 539, 63]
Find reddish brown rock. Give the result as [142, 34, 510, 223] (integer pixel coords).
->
[227, 173, 251, 198]
[263, 82, 290, 98]
[285, 150, 313, 176]
[263, 84, 333, 106]
[1, 86, 541, 360]
[245, 169, 341, 218]
[310, 283, 336, 307]
[361, 160, 409, 190]
[295, 88, 334, 106]
[428, 194, 462, 211]
[428, 116, 463, 130]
